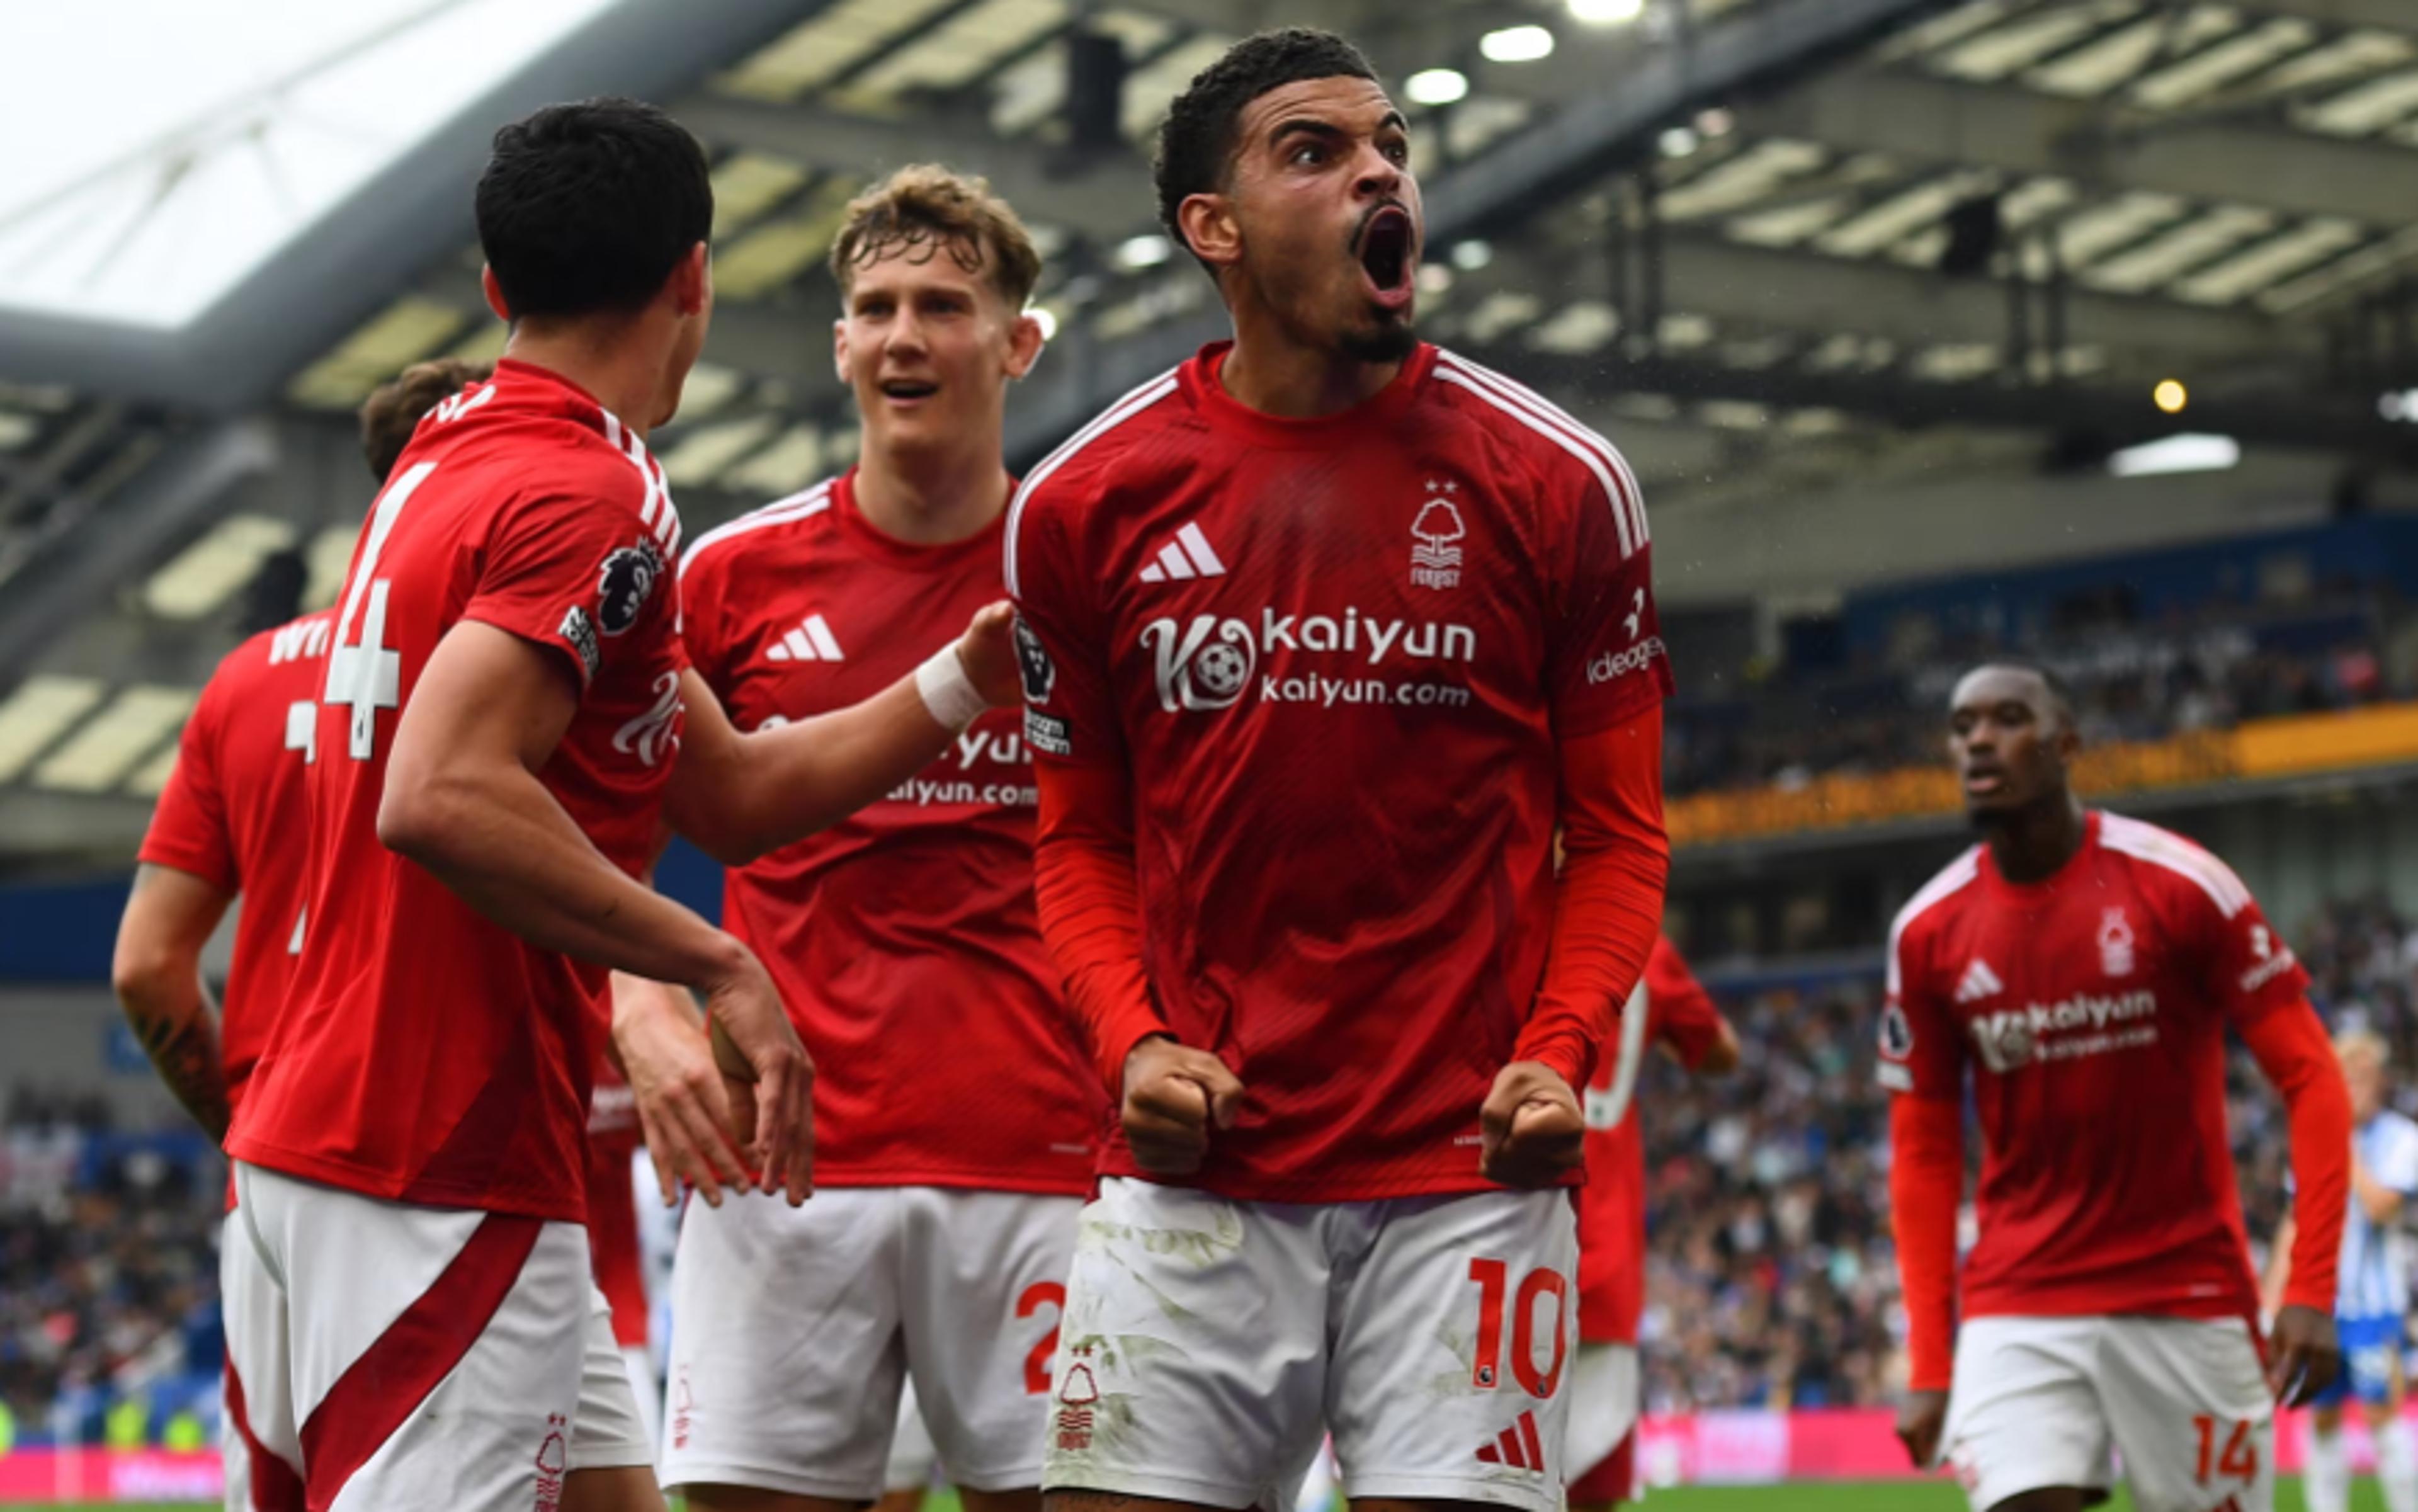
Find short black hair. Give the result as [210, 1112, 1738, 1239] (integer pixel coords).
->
[475, 97, 712, 319]
[1154, 28, 1381, 247]
[1960, 660, 2080, 729]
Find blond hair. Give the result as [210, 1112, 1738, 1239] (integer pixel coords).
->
[2337, 1028, 2389, 1072]
[359, 358, 492, 483]
[829, 164, 1042, 313]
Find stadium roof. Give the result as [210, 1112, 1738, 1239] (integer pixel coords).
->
[0, 0, 622, 331]
[5, 0, 2418, 868]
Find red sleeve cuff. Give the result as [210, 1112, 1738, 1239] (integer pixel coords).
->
[135, 841, 237, 895]
[1092, 1006, 1169, 1101]
[1512, 1026, 1591, 1096]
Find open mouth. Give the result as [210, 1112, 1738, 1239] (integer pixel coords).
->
[880, 378, 939, 401]
[1963, 768, 2008, 798]
[1356, 206, 1415, 299]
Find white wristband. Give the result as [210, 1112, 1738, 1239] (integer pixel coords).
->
[916, 642, 990, 732]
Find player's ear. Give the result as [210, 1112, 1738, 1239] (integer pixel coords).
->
[1004, 310, 1045, 380]
[833, 315, 853, 386]
[669, 242, 711, 318]
[1178, 195, 1241, 271]
[479, 265, 513, 324]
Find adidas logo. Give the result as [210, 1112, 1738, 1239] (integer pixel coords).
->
[1138, 523, 1227, 583]
[1956, 958, 2004, 1004]
[766, 613, 843, 663]
[1474, 1409, 1546, 1473]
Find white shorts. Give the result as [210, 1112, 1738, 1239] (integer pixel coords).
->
[222, 1162, 604, 1511]
[661, 1185, 1079, 1499]
[1043, 1178, 1580, 1512]
[1565, 1343, 1639, 1483]
[887, 1382, 939, 1492]
[1945, 1314, 2274, 1512]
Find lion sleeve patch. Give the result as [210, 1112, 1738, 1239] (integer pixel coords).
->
[596, 540, 666, 637]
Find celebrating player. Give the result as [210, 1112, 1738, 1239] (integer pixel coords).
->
[658, 166, 1093, 1512]
[113, 359, 485, 1152]
[1884, 663, 2351, 1512]
[121, 357, 683, 1511]
[1567, 937, 1739, 1509]
[218, 99, 1017, 1511]
[1008, 30, 1671, 1511]
[2264, 1030, 2418, 1512]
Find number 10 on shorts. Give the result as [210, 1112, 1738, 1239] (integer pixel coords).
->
[1467, 1258, 1569, 1396]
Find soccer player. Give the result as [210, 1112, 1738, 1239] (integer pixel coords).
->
[661, 164, 1093, 1512]
[219, 99, 1018, 1511]
[1566, 937, 1738, 1508]
[122, 356, 662, 1511]
[2264, 1030, 2418, 1512]
[1884, 663, 2352, 1512]
[1007, 30, 1672, 1511]
[122, 357, 686, 1512]
[112, 358, 485, 1153]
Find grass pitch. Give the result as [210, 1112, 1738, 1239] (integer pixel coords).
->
[1642, 1482, 2373, 1509]
[2, 1481, 2392, 1511]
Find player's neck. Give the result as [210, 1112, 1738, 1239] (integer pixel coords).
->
[500, 324, 667, 443]
[852, 434, 1012, 546]
[1220, 315, 1400, 419]
[1985, 793, 2088, 885]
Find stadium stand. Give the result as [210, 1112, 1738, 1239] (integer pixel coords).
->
[0, 1094, 222, 1450]
[1667, 520, 2418, 799]
[13, 888, 2418, 1440]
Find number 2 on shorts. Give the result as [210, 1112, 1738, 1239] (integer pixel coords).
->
[1465, 1258, 1569, 1397]
[2193, 1415, 2257, 1483]
[1018, 1280, 1065, 1395]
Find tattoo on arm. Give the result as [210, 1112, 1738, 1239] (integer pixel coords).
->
[131, 1008, 230, 1142]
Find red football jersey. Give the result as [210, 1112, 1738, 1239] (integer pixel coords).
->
[586, 1064, 649, 1349]
[1577, 938, 1725, 1344]
[1879, 810, 2310, 1321]
[228, 359, 688, 1224]
[1007, 342, 1671, 1202]
[679, 470, 1096, 1193]
[137, 611, 334, 1120]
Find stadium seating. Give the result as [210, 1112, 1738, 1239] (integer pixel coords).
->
[13, 892, 2414, 1438]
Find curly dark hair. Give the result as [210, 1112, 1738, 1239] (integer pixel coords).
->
[1153, 29, 1380, 256]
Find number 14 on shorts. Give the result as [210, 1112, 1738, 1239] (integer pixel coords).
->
[2193, 1414, 2258, 1486]
[1467, 1258, 1569, 1396]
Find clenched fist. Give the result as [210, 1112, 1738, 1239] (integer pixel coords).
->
[1479, 1060, 1585, 1188]
[1121, 1035, 1244, 1176]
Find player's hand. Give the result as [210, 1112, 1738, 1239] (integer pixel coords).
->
[1121, 1035, 1242, 1176]
[698, 944, 817, 1205]
[611, 972, 749, 1208]
[956, 601, 1022, 708]
[1479, 1060, 1586, 1188]
[1895, 1389, 1949, 1469]
[2268, 1302, 2340, 1406]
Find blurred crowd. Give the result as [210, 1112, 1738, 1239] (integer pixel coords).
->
[0, 1092, 223, 1448]
[1633, 977, 1900, 1413]
[1636, 893, 2418, 1414]
[8, 897, 2418, 1437]
[1666, 596, 2418, 799]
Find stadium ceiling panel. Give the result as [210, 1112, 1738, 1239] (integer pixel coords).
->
[0, 0, 834, 410]
[11, 0, 2418, 868]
